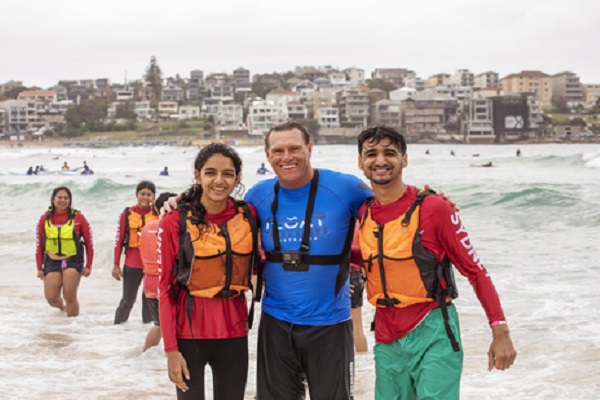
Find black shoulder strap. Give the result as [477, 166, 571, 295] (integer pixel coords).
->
[172, 204, 189, 302]
[401, 189, 433, 227]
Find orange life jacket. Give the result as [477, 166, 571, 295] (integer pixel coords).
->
[358, 191, 458, 309]
[123, 208, 159, 250]
[139, 219, 160, 276]
[180, 203, 257, 299]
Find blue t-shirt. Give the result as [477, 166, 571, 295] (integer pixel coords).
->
[245, 169, 372, 325]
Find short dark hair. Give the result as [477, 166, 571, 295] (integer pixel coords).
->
[136, 180, 156, 195]
[357, 125, 407, 155]
[155, 192, 177, 210]
[265, 121, 311, 148]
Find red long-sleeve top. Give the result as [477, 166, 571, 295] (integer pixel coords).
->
[358, 185, 507, 344]
[159, 198, 257, 353]
[113, 205, 153, 269]
[36, 209, 94, 271]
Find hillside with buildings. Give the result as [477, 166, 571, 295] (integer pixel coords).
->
[1, 60, 599, 145]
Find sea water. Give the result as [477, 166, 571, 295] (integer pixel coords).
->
[0, 143, 598, 399]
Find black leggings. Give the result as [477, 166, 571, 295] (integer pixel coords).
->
[177, 336, 248, 400]
[114, 265, 151, 324]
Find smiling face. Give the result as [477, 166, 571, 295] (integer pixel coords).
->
[195, 153, 240, 208]
[52, 189, 71, 213]
[265, 128, 313, 189]
[358, 137, 408, 186]
[136, 188, 155, 209]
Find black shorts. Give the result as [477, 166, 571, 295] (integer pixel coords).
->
[256, 312, 354, 400]
[350, 270, 364, 309]
[146, 297, 160, 326]
[43, 257, 83, 275]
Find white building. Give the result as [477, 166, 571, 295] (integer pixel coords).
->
[316, 107, 340, 128]
[178, 105, 201, 120]
[247, 101, 281, 136]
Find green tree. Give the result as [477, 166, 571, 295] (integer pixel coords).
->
[144, 56, 163, 101]
[2, 86, 27, 99]
[116, 101, 137, 120]
[367, 78, 398, 94]
[65, 99, 107, 132]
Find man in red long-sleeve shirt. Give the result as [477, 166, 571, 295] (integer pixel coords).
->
[355, 126, 516, 400]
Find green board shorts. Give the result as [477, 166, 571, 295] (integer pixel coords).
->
[374, 305, 464, 400]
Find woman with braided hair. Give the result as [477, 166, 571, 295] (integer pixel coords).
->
[159, 143, 259, 400]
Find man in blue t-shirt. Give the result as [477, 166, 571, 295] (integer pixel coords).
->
[245, 121, 372, 400]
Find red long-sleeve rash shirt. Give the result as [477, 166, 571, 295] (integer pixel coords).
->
[36, 210, 94, 271]
[359, 185, 506, 344]
[113, 205, 153, 269]
[158, 198, 257, 353]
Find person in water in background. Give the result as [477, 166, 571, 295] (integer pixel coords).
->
[255, 162, 270, 175]
[139, 192, 177, 352]
[355, 125, 516, 400]
[35, 186, 93, 317]
[27, 166, 34, 175]
[159, 166, 169, 176]
[61, 162, 70, 171]
[159, 143, 259, 399]
[112, 180, 158, 325]
[516, 148, 522, 157]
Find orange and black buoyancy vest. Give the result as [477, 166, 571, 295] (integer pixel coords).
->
[175, 201, 258, 299]
[123, 207, 159, 252]
[359, 190, 460, 351]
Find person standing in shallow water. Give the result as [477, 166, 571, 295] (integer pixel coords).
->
[35, 186, 93, 317]
[159, 143, 259, 399]
[112, 180, 158, 324]
[355, 126, 516, 399]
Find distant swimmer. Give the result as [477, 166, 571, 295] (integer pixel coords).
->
[450, 150, 455, 156]
[27, 166, 34, 175]
[425, 149, 430, 155]
[81, 164, 94, 175]
[40, 165, 47, 172]
[61, 162, 70, 171]
[159, 166, 169, 176]
[516, 149, 522, 157]
[35, 186, 93, 317]
[256, 162, 271, 175]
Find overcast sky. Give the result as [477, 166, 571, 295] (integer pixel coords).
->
[2, 0, 598, 88]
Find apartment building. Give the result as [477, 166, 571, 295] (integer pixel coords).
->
[371, 68, 415, 87]
[0, 108, 5, 135]
[316, 107, 340, 128]
[464, 98, 495, 143]
[426, 73, 451, 88]
[202, 98, 222, 117]
[451, 69, 475, 87]
[501, 70, 552, 110]
[336, 87, 370, 127]
[286, 101, 308, 120]
[216, 104, 244, 130]
[210, 83, 235, 101]
[474, 71, 499, 89]
[158, 101, 178, 118]
[188, 70, 204, 100]
[404, 76, 425, 91]
[401, 93, 460, 137]
[17, 91, 58, 103]
[551, 71, 584, 109]
[162, 84, 184, 102]
[490, 93, 531, 142]
[0, 100, 28, 133]
[247, 100, 281, 136]
[583, 84, 600, 109]
[390, 87, 417, 101]
[343, 68, 365, 85]
[233, 67, 250, 83]
[178, 105, 201, 120]
[371, 100, 402, 127]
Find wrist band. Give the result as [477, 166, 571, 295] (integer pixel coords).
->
[490, 320, 507, 327]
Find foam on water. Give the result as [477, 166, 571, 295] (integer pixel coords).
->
[0, 143, 599, 399]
